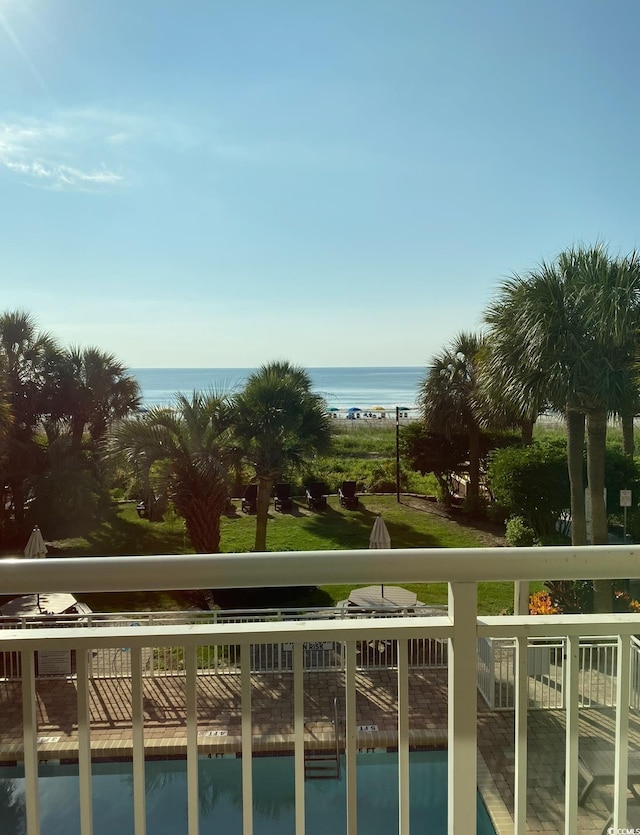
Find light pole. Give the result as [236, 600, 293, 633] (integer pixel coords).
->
[395, 406, 400, 502]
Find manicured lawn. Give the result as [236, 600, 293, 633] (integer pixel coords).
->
[51, 495, 538, 615]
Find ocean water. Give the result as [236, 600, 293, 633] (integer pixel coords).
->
[131, 367, 425, 411]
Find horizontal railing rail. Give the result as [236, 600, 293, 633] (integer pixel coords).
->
[0, 606, 449, 678]
[2, 543, 639, 593]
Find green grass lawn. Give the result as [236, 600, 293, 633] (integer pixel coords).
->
[51, 495, 538, 615]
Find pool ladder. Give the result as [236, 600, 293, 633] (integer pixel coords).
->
[304, 697, 341, 781]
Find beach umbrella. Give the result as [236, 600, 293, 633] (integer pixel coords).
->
[24, 526, 47, 559]
[24, 526, 47, 612]
[327, 407, 339, 412]
[369, 514, 391, 597]
[348, 407, 362, 412]
[372, 406, 385, 412]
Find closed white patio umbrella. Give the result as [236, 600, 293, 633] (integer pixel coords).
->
[369, 514, 391, 550]
[24, 526, 48, 559]
[24, 526, 48, 611]
[369, 514, 391, 597]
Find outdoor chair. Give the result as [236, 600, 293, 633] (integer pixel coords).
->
[305, 482, 327, 511]
[274, 483, 293, 512]
[241, 484, 258, 514]
[601, 801, 640, 835]
[339, 480, 358, 509]
[566, 747, 640, 806]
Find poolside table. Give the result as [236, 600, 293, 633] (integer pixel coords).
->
[348, 585, 417, 609]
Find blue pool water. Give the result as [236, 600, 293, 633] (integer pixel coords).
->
[0, 751, 496, 834]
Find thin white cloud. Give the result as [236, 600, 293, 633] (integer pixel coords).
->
[4, 158, 122, 186]
[0, 112, 125, 191]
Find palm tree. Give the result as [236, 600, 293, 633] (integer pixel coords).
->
[485, 263, 590, 545]
[419, 332, 485, 510]
[27, 434, 105, 537]
[475, 343, 545, 446]
[232, 361, 331, 552]
[110, 392, 236, 553]
[50, 346, 141, 451]
[0, 310, 61, 524]
[485, 244, 640, 611]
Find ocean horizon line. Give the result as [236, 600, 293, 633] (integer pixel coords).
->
[130, 365, 425, 371]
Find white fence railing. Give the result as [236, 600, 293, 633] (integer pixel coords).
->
[6, 608, 632, 712]
[2, 544, 640, 835]
[477, 636, 628, 709]
[0, 607, 449, 679]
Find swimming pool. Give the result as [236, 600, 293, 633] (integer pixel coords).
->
[0, 750, 497, 834]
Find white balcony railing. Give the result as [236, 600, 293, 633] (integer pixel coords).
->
[1, 544, 640, 835]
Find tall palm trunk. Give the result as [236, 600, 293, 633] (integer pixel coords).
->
[254, 476, 274, 552]
[566, 409, 586, 546]
[621, 410, 635, 457]
[587, 407, 611, 612]
[178, 497, 222, 553]
[520, 418, 534, 446]
[71, 417, 86, 451]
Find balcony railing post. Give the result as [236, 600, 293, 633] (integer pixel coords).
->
[21, 649, 40, 835]
[131, 646, 146, 835]
[613, 634, 631, 830]
[77, 648, 93, 835]
[564, 635, 579, 835]
[514, 635, 528, 835]
[397, 638, 410, 835]
[185, 644, 199, 835]
[241, 647, 253, 835]
[345, 640, 357, 835]
[293, 642, 305, 835]
[448, 582, 477, 835]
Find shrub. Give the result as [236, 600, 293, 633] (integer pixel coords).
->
[545, 580, 593, 614]
[363, 460, 408, 493]
[603, 444, 640, 515]
[487, 439, 569, 539]
[505, 515, 537, 547]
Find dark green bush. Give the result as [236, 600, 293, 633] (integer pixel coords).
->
[487, 439, 569, 539]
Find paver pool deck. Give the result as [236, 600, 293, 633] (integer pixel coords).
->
[1, 668, 637, 833]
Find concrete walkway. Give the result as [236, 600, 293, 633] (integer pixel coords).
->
[1, 669, 638, 833]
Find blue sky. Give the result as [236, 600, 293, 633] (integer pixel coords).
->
[1, 0, 640, 368]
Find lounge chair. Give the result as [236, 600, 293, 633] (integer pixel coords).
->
[601, 802, 640, 835]
[241, 484, 258, 514]
[575, 748, 640, 806]
[274, 483, 293, 512]
[305, 482, 327, 511]
[339, 480, 358, 509]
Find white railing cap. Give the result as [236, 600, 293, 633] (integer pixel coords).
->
[0, 544, 639, 595]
